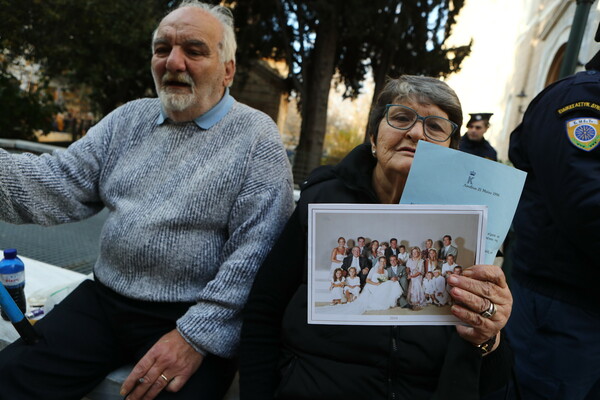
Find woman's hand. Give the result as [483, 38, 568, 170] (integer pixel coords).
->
[446, 265, 512, 352]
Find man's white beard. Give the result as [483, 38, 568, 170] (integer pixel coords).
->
[155, 71, 197, 113]
[158, 90, 196, 113]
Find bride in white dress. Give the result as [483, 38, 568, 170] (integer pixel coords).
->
[361, 257, 403, 310]
[318, 257, 402, 314]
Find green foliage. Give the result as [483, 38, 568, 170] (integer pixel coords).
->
[231, 0, 470, 101]
[228, 0, 471, 181]
[322, 128, 363, 166]
[338, 0, 471, 99]
[0, 0, 177, 116]
[356, 0, 471, 140]
[0, 60, 57, 140]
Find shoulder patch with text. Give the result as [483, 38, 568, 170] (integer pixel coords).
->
[556, 101, 600, 116]
[566, 118, 600, 151]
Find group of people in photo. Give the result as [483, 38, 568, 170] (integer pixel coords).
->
[326, 235, 462, 312]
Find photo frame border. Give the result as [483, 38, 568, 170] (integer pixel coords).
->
[307, 203, 488, 326]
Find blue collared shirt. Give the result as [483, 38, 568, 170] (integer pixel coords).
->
[156, 88, 234, 129]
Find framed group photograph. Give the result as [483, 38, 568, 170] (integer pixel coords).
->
[307, 203, 487, 326]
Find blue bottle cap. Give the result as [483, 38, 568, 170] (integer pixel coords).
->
[3, 249, 17, 259]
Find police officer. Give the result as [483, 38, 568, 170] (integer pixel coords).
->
[505, 31, 600, 400]
[459, 113, 498, 160]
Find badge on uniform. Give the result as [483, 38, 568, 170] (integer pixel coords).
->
[566, 117, 600, 151]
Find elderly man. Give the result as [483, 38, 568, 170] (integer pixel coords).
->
[0, 2, 293, 400]
[342, 246, 370, 288]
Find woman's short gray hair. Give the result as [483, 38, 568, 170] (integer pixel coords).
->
[368, 75, 463, 149]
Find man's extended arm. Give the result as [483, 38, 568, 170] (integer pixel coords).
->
[0, 110, 116, 225]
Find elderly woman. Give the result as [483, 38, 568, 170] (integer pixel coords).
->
[240, 76, 513, 399]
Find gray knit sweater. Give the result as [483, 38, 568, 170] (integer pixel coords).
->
[0, 98, 294, 357]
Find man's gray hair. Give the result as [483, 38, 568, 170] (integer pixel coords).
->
[153, 1, 237, 64]
[368, 75, 463, 149]
[177, 0, 237, 63]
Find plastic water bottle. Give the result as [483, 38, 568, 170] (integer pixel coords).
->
[0, 249, 26, 321]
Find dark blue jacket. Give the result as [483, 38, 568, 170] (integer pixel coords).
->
[459, 135, 498, 161]
[509, 69, 600, 313]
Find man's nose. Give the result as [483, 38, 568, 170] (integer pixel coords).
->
[166, 47, 186, 72]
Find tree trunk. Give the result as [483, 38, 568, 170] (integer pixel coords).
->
[363, 12, 403, 143]
[363, 65, 390, 143]
[291, 10, 339, 185]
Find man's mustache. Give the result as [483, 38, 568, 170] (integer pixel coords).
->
[161, 72, 194, 86]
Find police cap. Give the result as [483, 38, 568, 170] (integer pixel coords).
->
[467, 113, 493, 126]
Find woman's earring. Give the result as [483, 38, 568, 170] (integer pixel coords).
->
[371, 147, 376, 157]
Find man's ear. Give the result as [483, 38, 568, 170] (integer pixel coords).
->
[223, 60, 235, 87]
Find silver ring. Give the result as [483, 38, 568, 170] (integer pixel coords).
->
[160, 374, 169, 382]
[480, 300, 496, 319]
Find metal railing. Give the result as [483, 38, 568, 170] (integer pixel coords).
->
[0, 139, 65, 155]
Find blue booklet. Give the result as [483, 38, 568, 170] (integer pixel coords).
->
[400, 141, 527, 265]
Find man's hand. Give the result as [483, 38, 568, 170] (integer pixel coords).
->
[120, 329, 204, 399]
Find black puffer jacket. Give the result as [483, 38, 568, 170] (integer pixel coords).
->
[240, 144, 512, 400]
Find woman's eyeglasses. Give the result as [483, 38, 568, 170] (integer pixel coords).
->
[385, 104, 457, 142]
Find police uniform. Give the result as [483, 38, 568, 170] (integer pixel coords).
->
[459, 113, 498, 160]
[506, 68, 600, 399]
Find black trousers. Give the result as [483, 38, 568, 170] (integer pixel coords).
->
[0, 279, 237, 400]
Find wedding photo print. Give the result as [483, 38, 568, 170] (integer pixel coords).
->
[308, 204, 487, 326]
